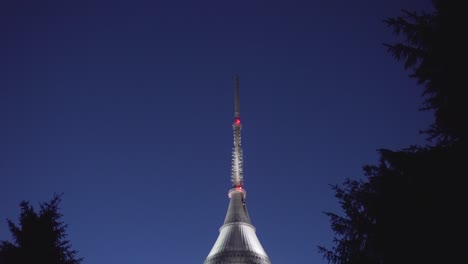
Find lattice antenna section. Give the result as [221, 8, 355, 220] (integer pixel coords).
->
[231, 120, 243, 187]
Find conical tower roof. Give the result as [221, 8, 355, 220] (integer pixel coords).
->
[203, 76, 271, 264]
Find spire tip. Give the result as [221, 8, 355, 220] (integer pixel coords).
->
[234, 74, 240, 118]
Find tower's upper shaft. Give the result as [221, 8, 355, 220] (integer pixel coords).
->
[231, 75, 243, 187]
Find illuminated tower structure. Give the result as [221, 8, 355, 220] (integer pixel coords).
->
[203, 76, 271, 264]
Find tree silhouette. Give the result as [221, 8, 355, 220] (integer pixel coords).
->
[319, 145, 466, 264]
[383, 0, 465, 144]
[319, 1, 467, 263]
[0, 194, 82, 264]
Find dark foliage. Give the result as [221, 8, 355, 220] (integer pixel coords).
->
[0, 194, 82, 264]
[383, 0, 466, 144]
[319, 146, 467, 264]
[320, 1, 467, 263]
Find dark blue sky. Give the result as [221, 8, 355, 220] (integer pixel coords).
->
[1, 0, 433, 263]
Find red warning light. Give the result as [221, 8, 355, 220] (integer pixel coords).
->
[235, 118, 241, 125]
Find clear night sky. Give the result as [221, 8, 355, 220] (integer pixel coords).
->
[1, 1, 433, 263]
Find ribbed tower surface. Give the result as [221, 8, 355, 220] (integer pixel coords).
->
[204, 189, 271, 264]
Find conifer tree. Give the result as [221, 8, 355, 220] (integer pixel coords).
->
[320, 1, 467, 263]
[0, 194, 82, 264]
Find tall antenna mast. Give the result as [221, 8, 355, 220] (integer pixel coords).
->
[231, 74, 243, 187]
[204, 75, 271, 264]
[234, 74, 240, 118]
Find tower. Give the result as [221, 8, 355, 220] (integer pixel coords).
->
[203, 76, 271, 264]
